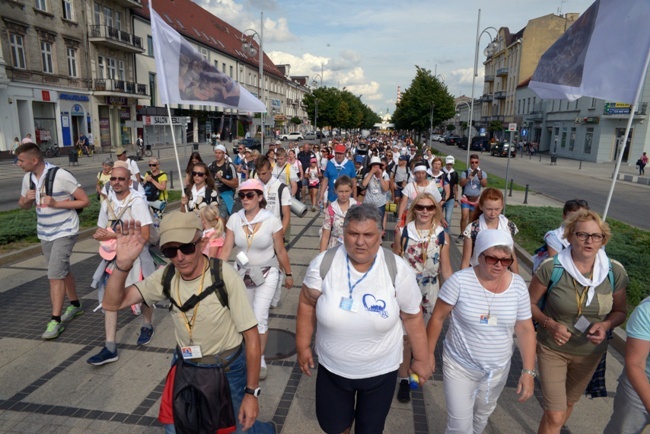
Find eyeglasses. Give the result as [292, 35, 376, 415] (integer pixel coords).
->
[192, 171, 206, 177]
[161, 241, 198, 259]
[238, 191, 257, 200]
[414, 204, 436, 212]
[574, 232, 605, 242]
[481, 254, 514, 267]
[110, 176, 128, 182]
[470, 160, 480, 164]
[149, 164, 158, 167]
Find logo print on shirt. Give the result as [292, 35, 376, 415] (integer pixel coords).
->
[362, 294, 388, 318]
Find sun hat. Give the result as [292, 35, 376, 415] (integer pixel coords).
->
[368, 156, 382, 166]
[159, 211, 203, 247]
[238, 178, 265, 192]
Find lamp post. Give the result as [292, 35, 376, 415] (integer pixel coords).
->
[312, 71, 324, 145]
[466, 9, 499, 167]
[455, 100, 471, 140]
[242, 12, 265, 152]
[429, 74, 444, 145]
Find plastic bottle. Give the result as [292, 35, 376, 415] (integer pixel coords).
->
[409, 373, 419, 390]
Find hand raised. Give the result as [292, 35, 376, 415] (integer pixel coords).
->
[114, 219, 146, 266]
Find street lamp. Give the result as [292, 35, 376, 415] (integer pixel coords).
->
[242, 12, 265, 152]
[466, 9, 499, 166]
[312, 69, 324, 144]
[429, 74, 444, 145]
[455, 101, 471, 138]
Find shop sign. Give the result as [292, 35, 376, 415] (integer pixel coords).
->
[62, 116, 69, 128]
[142, 115, 184, 125]
[106, 96, 128, 105]
[60, 93, 89, 102]
[33, 89, 58, 102]
[71, 104, 84, 115]
[120, 108, 131, 120]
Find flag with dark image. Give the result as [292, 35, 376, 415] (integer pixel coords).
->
[150, 7, 266, 112]
[529, 0, 650, 104]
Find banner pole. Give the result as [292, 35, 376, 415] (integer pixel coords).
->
[166, 104, 188, 212]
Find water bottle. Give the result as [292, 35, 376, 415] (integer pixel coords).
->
[409, 373, 419, 390]
[318, 200, 324, 215]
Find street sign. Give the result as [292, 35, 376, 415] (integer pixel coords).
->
[479, 127, 486, 136]
[521, 129, 528, 137]
[508, 123, 517, 132]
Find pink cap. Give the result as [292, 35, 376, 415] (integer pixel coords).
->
[239, 178, 265, 192]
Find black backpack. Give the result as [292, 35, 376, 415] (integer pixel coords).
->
[29, 167, 82, 215]
[162, 257, 229, 310]
[143, 171, 163, 202]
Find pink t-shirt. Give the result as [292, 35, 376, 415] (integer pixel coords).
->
[202, 228, 225, 257]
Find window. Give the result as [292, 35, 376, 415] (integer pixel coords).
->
[66, 47, 77, 77]
[62, 0, 73, 20]
[9, 33, 26, 69]
[149, 73, 156, 106]
[118, 60, 125, 80]
[560, 130, 567, 148]
[94, 3, 101, 25]
[114, 11, 121, 30]
[229, 65, 233, 78]
[35, 0, 47, 11]
[147, 36, 154, 57]
[591, 98, 597, 108]
[97, 55, 105, 78]
[107, 57, 116, 79]
[222, 62, 226, 74]
[584, 128, 593, 154]
[41, 41, 54, 74]
[104, 7, 113, 28]
[199, 47, 208, 60]
[568, 128, 576, 151]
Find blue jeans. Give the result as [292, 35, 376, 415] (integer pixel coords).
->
[443, 199, 455, 234]
[164, 347, 275, 434]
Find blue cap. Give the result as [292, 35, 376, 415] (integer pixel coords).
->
[355, 155, 364, 163]
[399, 155, 410, 161]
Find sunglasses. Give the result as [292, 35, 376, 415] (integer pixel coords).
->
[161, 241, 198, 258]
[481, 254, 514, 267]
[470, 161, 480, 164]
[414, 204, 436, 212]
[149, 164, 158, 167]
[238, 191, 257, 200]
[192, 171, 206, 177]
[110, 176, 128, 182]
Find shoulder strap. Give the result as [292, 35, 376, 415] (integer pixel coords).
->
[437, 229, 446, 246]
[162, 263, 176, 301]
[607, 258, 615, 293]
[400, 225, 410, 255]
[319, 246, 397, 286]
[44, 167, 60, 197]
[382, 247, 397, 287]
[277, 183, 287, 220]
[320, 247, 339, 280]
[209, 257, 229, 309]
[162, 259, 229, 309]
[547, 255, 565, 293]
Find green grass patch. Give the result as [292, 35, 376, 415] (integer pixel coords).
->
[506, 205, 650, 307]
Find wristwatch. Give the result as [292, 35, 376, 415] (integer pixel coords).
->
[521, 369, 537, 378]
[244, 387, 261, 397]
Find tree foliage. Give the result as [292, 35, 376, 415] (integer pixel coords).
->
[392, 66, 455, 134]
[302, 87, 380, 131]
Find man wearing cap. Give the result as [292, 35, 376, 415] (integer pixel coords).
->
[320, 143, 357, 205]
[102, 212, 275, 433]
[87, 161, 156, 365]
[442, 155, 460, 234]
[16, 142, 90, 339]
[297, 143, 316, 199]
[361, 156, 390, 223]
[115, 147, 143, 192]
[209, 144, 239, 217]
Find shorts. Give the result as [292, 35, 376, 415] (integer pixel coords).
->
[536, 342, 604, 411]
[41, 235, 78, 280]
[316, 365, 397, 434]
[308, 183, 320, 190]
[394, 186, 404, 199]
[460, 202, 476, 211]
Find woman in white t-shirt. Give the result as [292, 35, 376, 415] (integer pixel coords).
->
[219, 178, 293, 380]
[397, 164, 442, 227]
[427, 230, 536, 434]
[180, 162, 219, 213]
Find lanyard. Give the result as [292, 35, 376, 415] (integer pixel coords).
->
[175, 258, 207, 345]
[572, 276, 591, 317]
[346, 255, 376, 299]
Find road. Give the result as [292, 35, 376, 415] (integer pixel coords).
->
[436, 141, 650, 230]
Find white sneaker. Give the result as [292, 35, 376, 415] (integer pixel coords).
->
[260, 356, 267, 380]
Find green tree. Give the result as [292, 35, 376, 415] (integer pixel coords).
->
[290, 116, 301, 125]
[487, 120, 504, 137]
[446, 124, 456, 132]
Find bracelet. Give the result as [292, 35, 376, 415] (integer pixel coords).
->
[114, 263, 133, 273]
[521, 369, 537, 378]
[543, 317, 550, 329]
[286, 273, 293, 277]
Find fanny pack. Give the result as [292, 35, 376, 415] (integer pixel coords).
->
[461, 195, 479, 206]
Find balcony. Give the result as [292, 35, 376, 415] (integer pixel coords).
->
[111, 0, 142, 8]
[89, 25, 144, 53]
[484, 75, 494, 82]
[481, 94, 493, 102]
[490, 115, 505, 122]
[93, 79, 148, 96]
[494, 91, 506, 100]
[496, 67, 508, 77]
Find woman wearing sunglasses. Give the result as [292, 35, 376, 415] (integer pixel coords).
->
[219, 179, 293, 380]
[427, 230, 536, 433]
[529, 210, 627, 434]
[180, 162, 219, 213]
[393, 193, 452, 403]
[460, 187, 519, 273]
[183, 151, 204, 187]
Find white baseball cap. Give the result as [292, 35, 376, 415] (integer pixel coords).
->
[445, 156, 455, 164]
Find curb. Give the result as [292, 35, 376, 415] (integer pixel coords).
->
[0, 201, 181, 268]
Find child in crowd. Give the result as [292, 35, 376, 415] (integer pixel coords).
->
[199, 202, 225, 258]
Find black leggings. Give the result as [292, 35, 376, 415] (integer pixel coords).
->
[316, 365, 398, 434]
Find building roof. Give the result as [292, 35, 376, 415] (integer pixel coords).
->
[134, 0, 285, 80]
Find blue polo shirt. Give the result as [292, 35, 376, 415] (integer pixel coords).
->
[324, 159, 356, 202]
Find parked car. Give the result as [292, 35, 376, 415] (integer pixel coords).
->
[304, 131, 324, 140]
[280, 131, 303, 141]
[238, 138, 261, 152]
[456, 136, 469, 149]
[470, 137, 491, 152]
[445, 135, 463, 146]
[490, 141, 516, 157]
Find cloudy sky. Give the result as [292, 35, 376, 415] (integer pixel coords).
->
[193, 0, 594, 114]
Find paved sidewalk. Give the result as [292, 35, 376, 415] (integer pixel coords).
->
[0, 196, 627, 433]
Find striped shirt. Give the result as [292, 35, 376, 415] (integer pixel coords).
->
[21, 165, 81, 241]
[440, 267, 531, 372]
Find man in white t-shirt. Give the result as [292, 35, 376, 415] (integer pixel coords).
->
[296, 204, 431, 434]
[115, 147, 143, 193]
[87, 162, 156, 365]
[272, 148, 299, 196]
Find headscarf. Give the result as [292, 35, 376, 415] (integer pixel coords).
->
[470, 229, 514, 266]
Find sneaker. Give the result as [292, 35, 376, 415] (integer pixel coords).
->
[87, 347, 119, 366]
[131, 303, 142, 316]
[456, 235, 464, 244]
[397, 379, 411, 403]
[61, 304, 84, 322]
[137, 326, 154, 346]
[260, 357, 268, 380]
[42, 320, 64, 340]
[311, 206, 316, 212]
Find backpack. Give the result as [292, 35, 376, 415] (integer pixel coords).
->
[29, 166, 82, 215]
[537, 255, 615, 315]
[319, 246, 397, 287]
[143, 171, 163, 202]
[162, 257, 229, 310]
[399, 225, 445, 257]
[392, 165, 410, 187]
